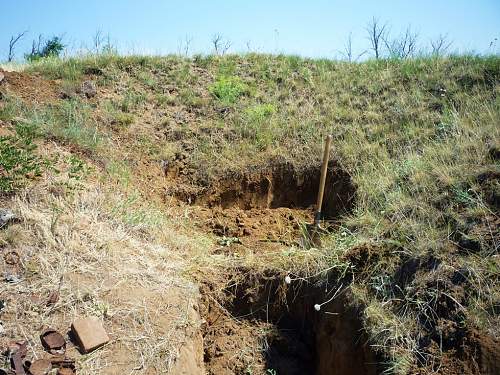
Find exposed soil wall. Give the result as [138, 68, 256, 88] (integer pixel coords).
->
[168, 161, 355, 221]
[201, 272, 380, 375]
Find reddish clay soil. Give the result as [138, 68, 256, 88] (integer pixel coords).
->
[0, 69, 60, 103]
[163, 157, 356, 255]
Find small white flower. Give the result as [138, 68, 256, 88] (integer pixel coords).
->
[284, 275, 292, 284]
[314, 304, 321, 311]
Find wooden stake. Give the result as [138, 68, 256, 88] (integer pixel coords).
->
[314, 135, 333, 226]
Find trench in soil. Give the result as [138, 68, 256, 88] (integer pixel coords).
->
[169, 161, 356, 245]
[201, 272, 380, 375]
[171, 162, 378, 373]
[191, 161, 355, 220]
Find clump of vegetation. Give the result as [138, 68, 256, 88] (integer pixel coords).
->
[25, 36, 65, 61]
[0, 125, 43, 192]
[209, 75, 248, 104]
[36, 100, 102, 151]
[0, 105, 45, 192]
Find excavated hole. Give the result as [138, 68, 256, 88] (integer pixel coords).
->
[202, 273, 380, 375]
[191, 161, 355, 220]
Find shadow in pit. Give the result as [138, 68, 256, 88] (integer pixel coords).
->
[221, 273, 381, 375]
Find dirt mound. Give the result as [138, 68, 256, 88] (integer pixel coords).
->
[0, 69, 59, 103]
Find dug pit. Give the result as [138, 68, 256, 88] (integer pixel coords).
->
[167, 162, 356, 246]
[189, 162, 355, 220]
[201, 272, 380, 375]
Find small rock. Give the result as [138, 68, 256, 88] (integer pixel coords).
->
[29, 359, 52, 375]
[0, 209, 15, 228]
[71, 317, 109, 353]
[4, 251, 20, 265]
[0, 72, 4, 84]
[45, 290, 59, 306]
[46, 291, 59, 307]
[4, 274, 21, 284]
[80, 81, 96, 98]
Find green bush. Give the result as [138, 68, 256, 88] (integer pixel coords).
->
[26, 36, 65, 61]
[244, 103, 275, 122]
[209, 76, 247, 105]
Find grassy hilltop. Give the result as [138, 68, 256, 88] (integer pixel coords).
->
[0, 53, 499, 374]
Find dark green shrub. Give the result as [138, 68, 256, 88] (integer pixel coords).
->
[26, 36, 65, 61]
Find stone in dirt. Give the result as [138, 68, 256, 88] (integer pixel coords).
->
[0, 71, 4, 83]
[46, 290, 60, 306]
[0, 209, 16, 228]
[28, 359, 52, 375]
[4, 251, 20, 265]
[71, 317, 109, 353]
[4, 274, 21, 284]
[80, 81, 96, 98]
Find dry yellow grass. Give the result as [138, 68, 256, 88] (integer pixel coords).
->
[0, 147, 206, 374]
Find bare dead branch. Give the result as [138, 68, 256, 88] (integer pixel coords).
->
[177, 35, 193, 56]
[365, 17, 388, 59]
[384, 26, 419, 59]
[342, 32, 367, 62]
[8, 31, 27, 62]
[430, 34, 453, 56]
[212, 34, 232, 56]
[93, 29, 104, 53]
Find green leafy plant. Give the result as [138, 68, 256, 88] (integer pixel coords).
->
[26, 36, 65, 61]
[209, 76, 248, 105]
[0, 122, 44, 193]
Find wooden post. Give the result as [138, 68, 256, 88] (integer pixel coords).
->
[314, 135, 332, 226]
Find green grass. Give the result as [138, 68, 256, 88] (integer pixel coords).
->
[34, 100, 103, 151]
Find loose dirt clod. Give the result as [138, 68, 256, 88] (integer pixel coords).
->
[80, 81, 96, 98]
[46, 291, 59, 306]
[71, 317, 109, 353]
[28, 359, 52, 375]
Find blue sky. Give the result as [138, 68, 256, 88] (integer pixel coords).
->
[1, 0, 499, 60]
